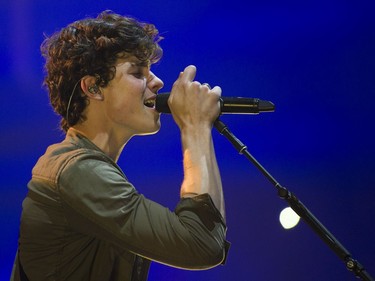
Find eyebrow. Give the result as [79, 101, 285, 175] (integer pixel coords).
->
[130, 59, 150, 67]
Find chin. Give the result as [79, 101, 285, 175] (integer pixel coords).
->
[138, 122, 161, 136]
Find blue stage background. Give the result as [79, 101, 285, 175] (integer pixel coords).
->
[1, 1, 374, 280]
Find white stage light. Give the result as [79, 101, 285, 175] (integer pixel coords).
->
[279, 207, 300, 229]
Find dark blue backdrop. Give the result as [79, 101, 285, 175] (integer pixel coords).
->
[1, 1, 374, 280]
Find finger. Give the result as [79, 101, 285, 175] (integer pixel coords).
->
[202, 83, 211, 89]
[211, 86, 222, 97]
[179, 65, 197, 83]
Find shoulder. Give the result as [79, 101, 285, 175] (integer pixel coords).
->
[57, 147, 136, 198]
[32, 139, 119, 180]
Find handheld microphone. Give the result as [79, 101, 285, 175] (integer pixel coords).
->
[155, 93, 275, 114]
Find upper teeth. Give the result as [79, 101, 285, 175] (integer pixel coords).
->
[144, 100, 155, 108]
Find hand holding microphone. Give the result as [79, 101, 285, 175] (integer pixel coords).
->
[156, 69, 275, 115]
[167, 65, 222, 129]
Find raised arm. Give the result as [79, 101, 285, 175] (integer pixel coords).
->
[168, 65, 225, 219]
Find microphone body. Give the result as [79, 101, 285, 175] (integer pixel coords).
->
[155, 93, 275, 114]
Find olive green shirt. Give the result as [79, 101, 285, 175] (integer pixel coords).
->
[12, 129, 228, 281]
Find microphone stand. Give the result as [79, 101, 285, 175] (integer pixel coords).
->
[214, 119, 374, 281]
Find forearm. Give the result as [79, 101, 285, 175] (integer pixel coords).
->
[180, 124, 225, 219]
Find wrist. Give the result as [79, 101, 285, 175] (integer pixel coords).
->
[180, 123, 212, 142]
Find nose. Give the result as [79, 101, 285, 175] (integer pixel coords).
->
[148, 72, 164, 93]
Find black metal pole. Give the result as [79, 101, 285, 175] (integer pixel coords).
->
[214, 119, 374, 281]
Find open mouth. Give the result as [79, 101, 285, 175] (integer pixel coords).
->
[144, 98, 156, 108]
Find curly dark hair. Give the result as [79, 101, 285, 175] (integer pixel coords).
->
[41, 10, 163, 132]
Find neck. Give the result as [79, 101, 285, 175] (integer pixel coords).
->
[70, 124, 131, 162]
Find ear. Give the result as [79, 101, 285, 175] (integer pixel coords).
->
[81, 75, 103, 101]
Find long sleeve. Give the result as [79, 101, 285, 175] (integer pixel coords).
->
[17, 132, 229, 280]
[57, 152, 228, 269]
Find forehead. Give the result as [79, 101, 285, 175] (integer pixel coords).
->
[116, 53, 150, 67]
